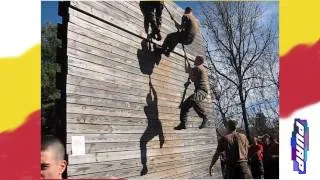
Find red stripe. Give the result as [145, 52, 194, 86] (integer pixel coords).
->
[0, 110, 40, 179]
[280, 40, 320, 118]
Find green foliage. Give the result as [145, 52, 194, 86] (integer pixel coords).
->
[41, 23, 61, 131]
[42, 24, 61, 63]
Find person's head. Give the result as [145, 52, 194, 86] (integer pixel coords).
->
[41, 136, 67, 179]
[185, 7, 192, 14]
[227, 120, 237, 132]
[263, 134, 271, 145]
[252, 137, 258, 145]
[269, 135, 278, 144]
[194, 56, 204, 66]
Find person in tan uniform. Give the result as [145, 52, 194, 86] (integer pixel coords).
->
[159, 7, 199, 57]
[174, 56, 209, 130]
[209, 120, 252, 179]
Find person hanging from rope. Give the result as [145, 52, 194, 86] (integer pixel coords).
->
[159, 6, 199, 57]
[174, 56, 209, 130]
[139, 1, 164, 41]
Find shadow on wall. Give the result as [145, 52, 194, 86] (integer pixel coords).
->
[140, 76, 165, 176]
[137, 39, 161, 75]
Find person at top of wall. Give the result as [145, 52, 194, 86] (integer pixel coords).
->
[160, 6, 199, 57]
[140, 1, 164, 41]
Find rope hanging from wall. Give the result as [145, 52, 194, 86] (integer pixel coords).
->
[163, 3, 192, 108]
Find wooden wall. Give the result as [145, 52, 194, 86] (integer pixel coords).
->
[57, 1, 221, 178]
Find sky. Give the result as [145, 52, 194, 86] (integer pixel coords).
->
[175, 1, 202, 16]
[41, 1, 61, 26]
[41, 1, 199, 25]
[41, 1, 278, 28]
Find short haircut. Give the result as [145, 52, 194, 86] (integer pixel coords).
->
[227, 120, 237, 131]
[185, 7, 192, 13]
[269, 135, 276, 143]
[195, 56, 204, 65]
[252, 137, 258, 143]
[263, 134, 270, 139]
[41, 135, 65, 161]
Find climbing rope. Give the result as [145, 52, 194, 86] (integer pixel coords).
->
[163, 3, 178, 25]
[164, 3, 192, 108]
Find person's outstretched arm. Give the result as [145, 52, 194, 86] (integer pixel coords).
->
[179, 15, 188, 31]
[209, 138, 223, 176]
[149, 79, 157, 103]
[184, 60, 192, 87]
[209, 151, 220, 174]
[185, 58, 191, 73]
[173, 16, 183, 30]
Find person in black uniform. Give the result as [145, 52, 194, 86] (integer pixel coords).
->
[140, 1, 164, 41]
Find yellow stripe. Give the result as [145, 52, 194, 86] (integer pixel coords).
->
[280, 0, 320, 55]
[0, 44, 40, 132]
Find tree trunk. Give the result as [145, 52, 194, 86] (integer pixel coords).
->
[221, 111, 228, 128]
[238, 84, 251, 143]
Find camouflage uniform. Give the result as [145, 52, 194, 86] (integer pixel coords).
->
[180, 65, 209, 126]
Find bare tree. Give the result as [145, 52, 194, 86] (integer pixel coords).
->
[255, 53, 279, 136]
[201, 1, 277, 140]
[204, 37, 239, 130]
[210, 68, 237, 127]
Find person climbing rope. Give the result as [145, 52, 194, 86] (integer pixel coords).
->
[174, 56, 209, 130]
[139, 1, 164, 41]
[159, 6, 199, 57]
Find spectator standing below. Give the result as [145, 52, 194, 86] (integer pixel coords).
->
[269, 136, 279, 178]
[209, 120, 252, 179]
[249, 137, 264, 179]
[262, 134, 279, 179]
